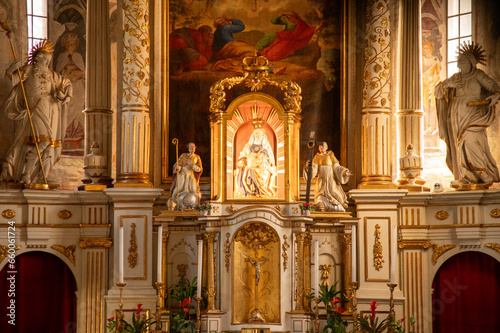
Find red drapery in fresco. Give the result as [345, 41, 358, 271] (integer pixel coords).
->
[432, 251, 500, 333]
[0, 251, 77, 333]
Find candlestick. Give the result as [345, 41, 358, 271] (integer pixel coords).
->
[387, 283, 397, 332]
[195, 296, 202, 333]
[313, 297, 320, 333]
[116, 282, 127, 320]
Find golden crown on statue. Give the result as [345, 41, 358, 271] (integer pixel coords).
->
[251, 118, 265, 129]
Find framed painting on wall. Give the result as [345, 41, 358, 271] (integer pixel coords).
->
[161, 0, 347, 184]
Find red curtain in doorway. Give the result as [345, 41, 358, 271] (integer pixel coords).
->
[432, 251, 500, 333]
[0, 251, 77, 333]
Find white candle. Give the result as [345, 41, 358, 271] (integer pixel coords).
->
[351, 225, 357, 282]
[157, 225, 163, 283]
[314, 240, 319, 297]
[390, 225, 397, 284]
[120, 226, 124, 283]
[197, 237, 203, 298]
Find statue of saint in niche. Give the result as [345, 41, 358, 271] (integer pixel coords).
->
[234, 120, 277, 198]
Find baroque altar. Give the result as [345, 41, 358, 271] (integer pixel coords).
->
[155, 56, 357, 333]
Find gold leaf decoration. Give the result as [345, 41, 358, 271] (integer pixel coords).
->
[1, 209, 15, 219]
[373, 224, 384, 270]
[58, 210, 72, 220]
[128, 223, 138, 268]
[435, 211, 449, 220]
[319, 264, 332, 286]
[282, 234, 290, 271]
[485, 243, 500, 254]
[432, 244, 456, 265]
[234, 222, 279, 254]
[490, 209, 500, 218]
[51, 245, 76, 265]
[79, 238, 112, 249]
[0, 245, 21, 264]
[398, 240, 431, 249]
[224, 233, 231, 273]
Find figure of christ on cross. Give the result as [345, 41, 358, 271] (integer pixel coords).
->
[246, 255, 267, 322]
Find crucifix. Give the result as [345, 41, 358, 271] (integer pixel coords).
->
[246, 255, 267, 322]
[305, 131, 324, 203]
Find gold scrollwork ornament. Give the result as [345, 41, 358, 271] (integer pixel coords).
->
[282, 235, 289, 271]
[51, 244, 76, 265]
[432, 243, 456, 265]
[373, 224, 384, 270]
[224, 233, 231, 273]
[128, 223, 138, 268]
[58, 210, 72, 219]
[435, 211, 449, 220]
[490, 209, 500, 218]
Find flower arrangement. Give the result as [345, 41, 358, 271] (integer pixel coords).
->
[195, 202, 212, 211]
[107, 304, 155, 333]
[318, 282, 347, 333]
[391, 316, 416, 333]
[357, 300, 390, 333]
[168, 277, 198, 333]
[299, 202, 315, 211]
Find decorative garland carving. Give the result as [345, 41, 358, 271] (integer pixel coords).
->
[1, 209, 15, 219]
[79, 238, 112, 249]
[224, 233, 231, 273]
[209, 55, 302, 116]
[177, 264, 188, 278]
[362, 0, 391, 108]
[51, 245, 76, 265]
[122, 0, 150, 107]
[282, 235, 289, 271]
[235, 223, 279, 255]
[58, 210, 72, 219]
[373, 224, 384, 270]
[0, 245, 21, 264]
[170, 238, 196, 255]
[292, 207, 298, 214]
[435, 211, 449, 220]
[432, 244, 456, 265]
[319, 264, 332, 286]
[128, 223, 138, 268]
[485, 243, 500, 254]
[490, 209, 500, 218]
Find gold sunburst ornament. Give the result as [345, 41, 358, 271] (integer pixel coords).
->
[27, 39, 54, 64]
[457, 41, 486, 66]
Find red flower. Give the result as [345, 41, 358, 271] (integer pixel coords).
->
[332, 297, 341, 304]
[184, 297, 193, 304]
[117, 325, 121, 330]
[107, 316, 115, 322]
[136, 303, 143, 317]
[181, 299, 187, 307]
[370, 300, 378, 319]
[334, 305, 345, 314]
[398, 317, 405, 323]
[183, 307, 190, 313]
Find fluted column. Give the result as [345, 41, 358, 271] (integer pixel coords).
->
[303, 233, 312, 312]
[116, 0, 152, 187]
[84, 0, 113, 187]
[359, 0, 396, 189]
[294, 232, 306, 311]
[396, 0, 426, 186]
[338, 231, 352, 312]
[204, 232, 217, 311]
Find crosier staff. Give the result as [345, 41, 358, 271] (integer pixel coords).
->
[2, 24, 48, 185]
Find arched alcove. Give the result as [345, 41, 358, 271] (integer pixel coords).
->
[431, 251, 500, 333]
[0, 251, 77, 333]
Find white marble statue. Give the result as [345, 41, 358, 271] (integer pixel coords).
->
[168, 142, 203, 210]
[1, 40, 72, 184]
[303, 142, 352, 212]
[434, 42, 500, 187]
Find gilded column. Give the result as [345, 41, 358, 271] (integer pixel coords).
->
[294, 232, 306, 311]
[338, 232, 352, 312]
[161, 229, 170, 285]
[204, 232, 217, 311]
[79, 238, 112, 333]
[359, 0, 396, 189]
[84, 0, 113, 186]
[396, 0, 425, 186]
[116, 0, 152, 187]
[303, 233, 312, 312]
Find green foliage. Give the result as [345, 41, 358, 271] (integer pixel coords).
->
[169, 276, 197, 304]
[106, 304, 155, 333]
[317, 282, 347, 333]
[170, 313, 195, 333]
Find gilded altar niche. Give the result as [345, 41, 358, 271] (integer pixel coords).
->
[232, 222, 280, 324]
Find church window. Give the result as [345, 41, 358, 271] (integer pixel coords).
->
[446, 0, 472, 75]
[27, 0, 48, 52]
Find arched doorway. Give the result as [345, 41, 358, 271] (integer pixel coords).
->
[0, 251, 77, 333]
[432, 251, 500, 333]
